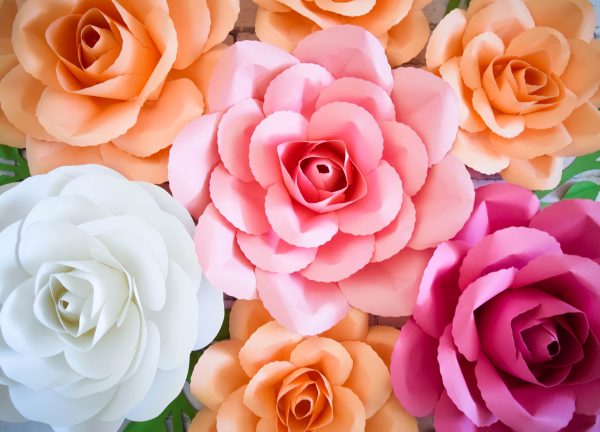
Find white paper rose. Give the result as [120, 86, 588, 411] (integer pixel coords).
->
[0, 165, 224, 432]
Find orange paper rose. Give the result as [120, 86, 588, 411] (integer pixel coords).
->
[427, 0, 600, 190]
[253, 0, 432, 67]
[190, 300, 416, 432]
[0, 0, 239, 183]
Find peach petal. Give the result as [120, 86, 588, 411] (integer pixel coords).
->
[472, 89, 525, 138]
[189, 409, 217, 432]
[489, 124, 572, 159]
[255, 0, 292, 13]
[208, 41, 298, 112]
[215, 386, 259, 432]
[409, 155, 474, 250]
[346, 0, 413, 36]
[523, 86, 578, 130]
[190, 339, 248, 410]
[238, 321, 304, 377]
[555, 102, 600, 157]
[112, 78, 204, 157]
[0, 53, 18, 80]
[301, 232, 375, 283]
[314, 0, 376, 16]
[365, 326, 400, 368]
[525, 0, 595, 42]
[264, 63, 334, 118]
[229, 300, 273, 342]
[500, 155, 563, 190]
[256, 417, 280, 432]
[338, 248, 434, 317]
[452, 130, 510, 175]
[275, 0, 340, 28]
[25, 136, 103, 175]
[560, 38, 600, 107]
[0, 1, 17, 53]
[460, 32, 505, 91]
[204, 0, 240, 52]
[506, 27, 570, 76]
[98, 142, 169, 183]
[168, 113, 222, 219]
[341, 340, 391, 417]
[320, 308, 369, 343]
[255, 9, 314, 53]
[385, 10, 430, 67]
[319, 386, 366, 432]
[244, 361, 296, 418]
[591, 40, 600, 108]
[426, 9, 467, 71]
[365, 396, 418, 432]
[195, 204, 258, 299]
[392, 67, 458, 165]
[371, 193, 416, 263]
[255, 270, 350, 335]
[289, 337, 353, 385]
[0, 113, 25, 148]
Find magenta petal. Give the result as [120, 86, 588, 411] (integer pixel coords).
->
[195, 204, 257, 299]
[372, 193, 416, 263]
[207, 41, 298, 112]
[433, 391, 480, 432]
[338, 248, 433, 316]
[572, 380, 600, 416]
[168, 113, 222, 219]
[300, 232, 374, 282]
[560, 414, 598, 432]
[292, 25, 394, 94]
[392, 67, 458, 165]
[391, 319, 443, 417]
[255, 270, 349, 335]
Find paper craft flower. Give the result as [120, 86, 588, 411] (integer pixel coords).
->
[252, 0, 433, 67]
[427, 0, 600, 190]
[0, 165, 224, 431]
[391, 183, 600, 432]
[190, 300, 416, 432]
[169, 25, 475, 335]
[0, 0, 239, 184]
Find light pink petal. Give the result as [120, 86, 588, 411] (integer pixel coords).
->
[338, 248, 433, 317]
[315, 77, 396, 122]
[217, 98, 266, 182]
[195, 204, 257, 299]
[391, 67, 458, 165]
[372, 193, 416, 263]
[236, 230, 317, 274]
[264, 182, 339, 248]
[300, 232, 375, 282]
[263, 63, 334, 118]
[168, 113, 222, 219]
[337, 161, 403, 236]
[409, 155, 474, 250]
[207, 41, 299, 112]
[249, 111, 308, 188]
[390, 319, 443, 417]
[292, 25, 394, 94]
[255, 270, 349, 335]
[433, 391, 500, 432]
[307, 101, 383, 174]
[379, 120, 429, 197]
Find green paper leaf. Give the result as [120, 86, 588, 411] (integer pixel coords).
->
[445, 0, 469, 14]
[563, 181, 600, 201]
[0, 144, 30, 186]
[123, 390, 197, 432]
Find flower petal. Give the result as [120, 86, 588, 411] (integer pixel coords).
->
[243, 361, 296, 418]
[560, 38, 600, 107]
[26, 137, 104, 176]
[372, 193, 416, 263]
[319, 386, 366, 432]
[555, 102, 600, 157]
[506, 27, 570, 76]
[462, 0, 534, 46]
[229, 299, 274, 342]
[525, 0, 595, 42]
[255, 8, 314, 52]
[453, 130, 510, 175]
[215, 386, 259, 432]
[426, 9, 467, 71]
[500, 155, 563, 190]
[488, 124, 572, 159]
[471, 89, 525, 139]
[385, 10, 430, 67]
[290, 336, 353, 385]
[366, 395, 418, 432]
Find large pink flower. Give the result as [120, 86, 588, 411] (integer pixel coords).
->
[391, 183, 600, 432]
[169, 25, 475, 335]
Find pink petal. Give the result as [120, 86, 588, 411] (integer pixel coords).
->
[391, 67, 458, 165]
[372, 193, 416, 263]
[255, 270, 349, 335]
[433, 391, 480, 432]
[560, 414, 598, 432]
[264, 182, 339, 248]
[249, 111, 308, 188]
[207, 41, 298, 112]
[300, 232, 375, 282]
[195, 204, 257, 299]
[572, 380, 600, 416]
[263, 63, 334, 118]
[307, 101, 383, 175]
[217, 98, 266, 182]
[409, 155, 474, 250]
[337, 161, 403, 236]
[338, 248, 433, 316]
[168, 113, 222, 219]
[209, 164, 270, 236]
[236, 230, 317, 274]
[292, 25, 393, 94]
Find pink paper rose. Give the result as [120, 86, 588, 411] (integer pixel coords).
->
[391, 183, 600, 432]
[169, 25, 475, 335]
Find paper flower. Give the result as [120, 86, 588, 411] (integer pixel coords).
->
[391, 183, 600, 432]
[0, 165, 224, 431]
[190, 300, 416, 432]
[252, 0, 432, 67]
[169, 25, 475, 335]
[0, 0, 239, 184]
[427, 0, 600, 190]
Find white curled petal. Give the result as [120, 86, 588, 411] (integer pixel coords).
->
[193, 276, 224, 350]
[0, 222, 30, 303]
[0, 351, 79, 392]
[52, 165, 125, 180]
[0, 384, 26, 422]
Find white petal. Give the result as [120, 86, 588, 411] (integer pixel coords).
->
[53, 418, 124, 432]
[193, 276, 224, 350]
[135, 182, 195, 237]
[0, 351, 79, 392]
[52, 165, 124, 180]
[0, 384, 26, 422]
[0, 222, 30, 303]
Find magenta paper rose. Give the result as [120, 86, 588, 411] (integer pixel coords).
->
[168, 25, 475, 335]
[391, 183, 600, 432]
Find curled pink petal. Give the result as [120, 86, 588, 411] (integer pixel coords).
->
[371, 193, 416, 263]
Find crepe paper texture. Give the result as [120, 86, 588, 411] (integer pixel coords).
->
[426, 0, 600, 190]
[391, 182, 600, 432]
[0, 0, 240, 185]
[0, 164, 225, 432]
[0, 144, 29, 186]
[189, 300, 417, 432]
[251, 0, 432, 67]
[168, 24, 476, 335]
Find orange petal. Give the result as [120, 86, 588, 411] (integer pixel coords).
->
[425, 9, 467, 71]
[365, 396, 418, 432]
[255, 0, 291, 13]
[204, 0, 239, 52]
[460, 32, 505, 91]
[506, 27, 570, 76]
[346, 0, 413, 36]
[255, 9, 315, 53]
[314, 0, 376, 17]
[256, 416, 281, 432]
[385, 10, 430, 67]
[289, 337, 353, 385]
[189, 409, 217, 432]
[167, 0, 210, 70]
[523, 85, 577, 130]
[500, 155, 563, 190]
[365, 326, 400, 369]
[320, 386, 366, 432]
[190, 339, 248, 411]
[452, 129, 510, 174]
[0, 0, 17, 55]
[560, 38, 600, 107]
[244, 361, 296, 418]
[0, 54, 25, 147]
[215, 386, 260, 432]
[99, 143, 169, 183]
[25, 136, 103, 175]
[275, 0, 339, 28]
[488, 124, 572, 159]
[465, 0, 497, 18]
[320, 308, 369, 343]
[472, 88, 525, 138]
[591, 40, 600, 108]
[554, 102, 600, 157]
[230, 300, 274, 342]
[525, 0, 595, 42]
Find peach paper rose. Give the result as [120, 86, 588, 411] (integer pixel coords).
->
[189, 300, 417, 432]
[253, 0, 432, 67]
[427, 0, 600, 190]
[0, 0, 239, 183]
